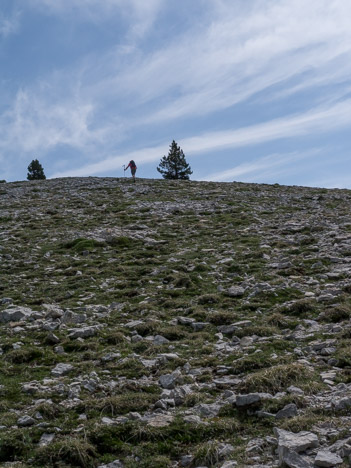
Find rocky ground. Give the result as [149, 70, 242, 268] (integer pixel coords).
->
[1, 176, 351, 468]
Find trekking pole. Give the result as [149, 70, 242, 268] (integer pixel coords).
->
[123, 165, 125, 177]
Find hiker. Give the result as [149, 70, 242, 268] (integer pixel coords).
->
[124, 160, 137, 181]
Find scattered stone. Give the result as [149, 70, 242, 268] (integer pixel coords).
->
[159, 373, 178, 389]
[51, 363, 74, 377]
[275, 403, 298, 420]
[68, 326, 98, 339]
[194, 403, 221, 418]
[314, 450, 343, 467]
[38, 433, 55, 447]
[0, 306, 34, 323]
[97, 460, 124, 468]
[236, 393, 261, 407]
[17, 415, 36, 426]
[227, 286, 245, 297]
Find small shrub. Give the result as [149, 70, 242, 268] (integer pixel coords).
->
[6, 346, 43, 364]
[266, 312, 293, 328]
[157, 326, 187, 341]
[193, 441, 221, 467]
[279, 299, 315, 317]
[107, 236, 133, 248]
[320, 305, 350, 323]
[104, 330, 126, 345]
[208, 311, 237, 325]
[335, 349, 351, 368]
[0, 430, 33, 461]
[34, 437, 97, 467]
[134, 321, 159, 336]
[64, 238, 102, 252]
[198, 294, 219, 305]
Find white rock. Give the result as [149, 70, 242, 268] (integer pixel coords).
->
[51, 363, 74, 377]
[314, 450, 343, 467]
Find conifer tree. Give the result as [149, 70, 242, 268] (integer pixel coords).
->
[157, 140, 192, 180]
[27, 159, 46, 180]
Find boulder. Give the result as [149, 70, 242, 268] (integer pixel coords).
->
[236, 393, 261, 407]
[274, 428, 318, 467]
[0, 306, 34, 323]
[314, 450, 343, 467]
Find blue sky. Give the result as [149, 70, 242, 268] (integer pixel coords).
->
[1, 0, 351, 187]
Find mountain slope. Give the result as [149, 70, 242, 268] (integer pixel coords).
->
[1, 177, 351, 467]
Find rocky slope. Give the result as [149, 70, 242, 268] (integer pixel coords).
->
[1, 177, 351, 468]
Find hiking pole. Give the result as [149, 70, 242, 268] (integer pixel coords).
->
[123, 165, 125, 177]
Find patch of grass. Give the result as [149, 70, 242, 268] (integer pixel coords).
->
[5, 347, 44, 364]
[34, 436, 97, 467]
[228, 351, 292, 375]
[239, 363, 315, 394]
[107, 236, 134, 248]
[319, 305, 351, 323]
[83, 393, 159, 417]
[63, 238, 103, 252]
[198, 294, 219, 305]
[235, 324, 280, 338]
[279, 411, 329, 432]
[279, 299, 316, 317]
[266, 312, 295, 328]
[0, 429, 37, 462]
[193, 441, 221, 467]
[103, 330, 127, 345]
[208, 310, 239, 325]
[335, 347, 351, 368]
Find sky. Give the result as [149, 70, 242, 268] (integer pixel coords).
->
[1, 0, 351, 187]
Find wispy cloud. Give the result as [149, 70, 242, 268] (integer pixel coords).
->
[203, 149, 322, 183]
[0, 89, 108, 157]
[98, 0, 351, 124]
[3, 0, 351, 183]
[0, 11, 20, 38]
[50, 144, 166, 178]
[51, 98, 351, 179]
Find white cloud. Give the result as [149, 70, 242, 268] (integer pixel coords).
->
[0, 11, 20, 38]
[0, 89, 109, 157]
[203, 149, 322, 183]
[50, 144, 166, 178]
[95, 0, 351, 124]
[3, 0, 351, 183]
[51, 98, 351, 179]
[183, 99, 351, 155]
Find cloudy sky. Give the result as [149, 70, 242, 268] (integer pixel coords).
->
[1, 0, 351, 187]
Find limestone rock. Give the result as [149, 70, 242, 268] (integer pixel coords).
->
[51, 363, 74, 377]
[275, 403, 298, 420]
[0, 306, 34, 322]
[314, 450, 343, 467]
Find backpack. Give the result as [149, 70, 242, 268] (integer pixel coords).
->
[130, 160, 136, 169]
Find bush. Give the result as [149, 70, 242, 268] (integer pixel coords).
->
[34, 437, 97, 467]
[6, 346, 43, 364]
[64, 238, 103, 252]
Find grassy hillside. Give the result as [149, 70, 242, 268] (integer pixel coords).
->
[1, 177, 351, 467]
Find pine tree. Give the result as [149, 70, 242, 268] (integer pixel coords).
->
[27, 159, 46, 180]
[157, 140, 192, 180]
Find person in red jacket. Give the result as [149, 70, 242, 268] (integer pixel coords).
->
[124, 160, 137, 182]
